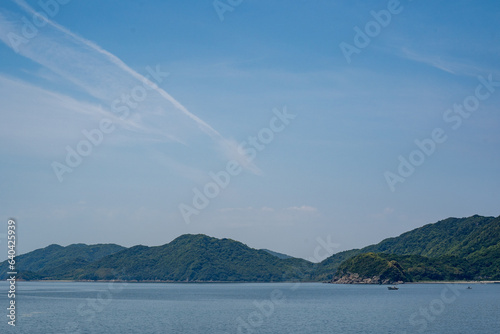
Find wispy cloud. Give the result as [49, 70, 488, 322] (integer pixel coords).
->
[401, 48, 456, 74]
[398, 47, 500, 78]
[0, 74, 172, 156]
[0, 74, 109, 155]
[0, 1, 257, 171]
[286, 205, 318, 213]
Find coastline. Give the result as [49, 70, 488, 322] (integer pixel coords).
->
[14, 279, 318, 284]
[406, 280, 500, 284]
[12, 279, 500, 284]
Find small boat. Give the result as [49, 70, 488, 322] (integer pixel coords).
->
[467, 286, 472, 289]
[388, 286, 399, 290]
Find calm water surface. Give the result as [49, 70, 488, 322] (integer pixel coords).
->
[0, 281, 499, 333]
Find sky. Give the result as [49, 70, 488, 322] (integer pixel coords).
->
[0, 0, 499, 262]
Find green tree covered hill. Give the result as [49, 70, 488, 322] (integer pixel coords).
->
[73, 234, 315, 281]
[2, 215, 499, 283]
[324, 215, 500, 282]
[0, 243, 125, 280]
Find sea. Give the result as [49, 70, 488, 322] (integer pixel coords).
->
[0, 281, 498, 333]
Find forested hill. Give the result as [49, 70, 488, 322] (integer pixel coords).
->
[0, 243, 125, 280]
[70, 234, 315, 282]
[2, 215, 499, 282]
[1, 234, 314, 282]
[321, 215, 500, 282]
[361, 215, 500, 258]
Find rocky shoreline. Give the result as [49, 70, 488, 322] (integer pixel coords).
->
[329, 272, 500, 284]
[329, 272, 403, 285]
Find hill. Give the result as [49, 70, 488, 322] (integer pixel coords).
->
[2, 215, 499, 283]
[322, 215, 500, 282]
[72, 234, 315, 281]
[361, 215, 500, 258]
[331, 253, 473, 284]
[2, 234, 315, 282]
[0, 243, 125, 280]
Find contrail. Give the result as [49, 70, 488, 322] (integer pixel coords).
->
[0, 0, 259, 173]
[11, 0, 223, 141]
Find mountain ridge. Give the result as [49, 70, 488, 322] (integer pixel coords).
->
[2, 215, 499, 282]
[0, 243, 126, 280]
[326, 215, 500, 283]
[1, 234, 315, 282]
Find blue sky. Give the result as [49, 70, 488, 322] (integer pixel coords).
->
[1, 0, 499, 261]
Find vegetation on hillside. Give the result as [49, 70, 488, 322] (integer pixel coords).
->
[1, 215, 499, 282]
[333, 252, 477, 283]
[0, 243, 125, 280]
[328, 215, 500, 282]
[1, 235, 315, 282]
[75, 234, 315, 281]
